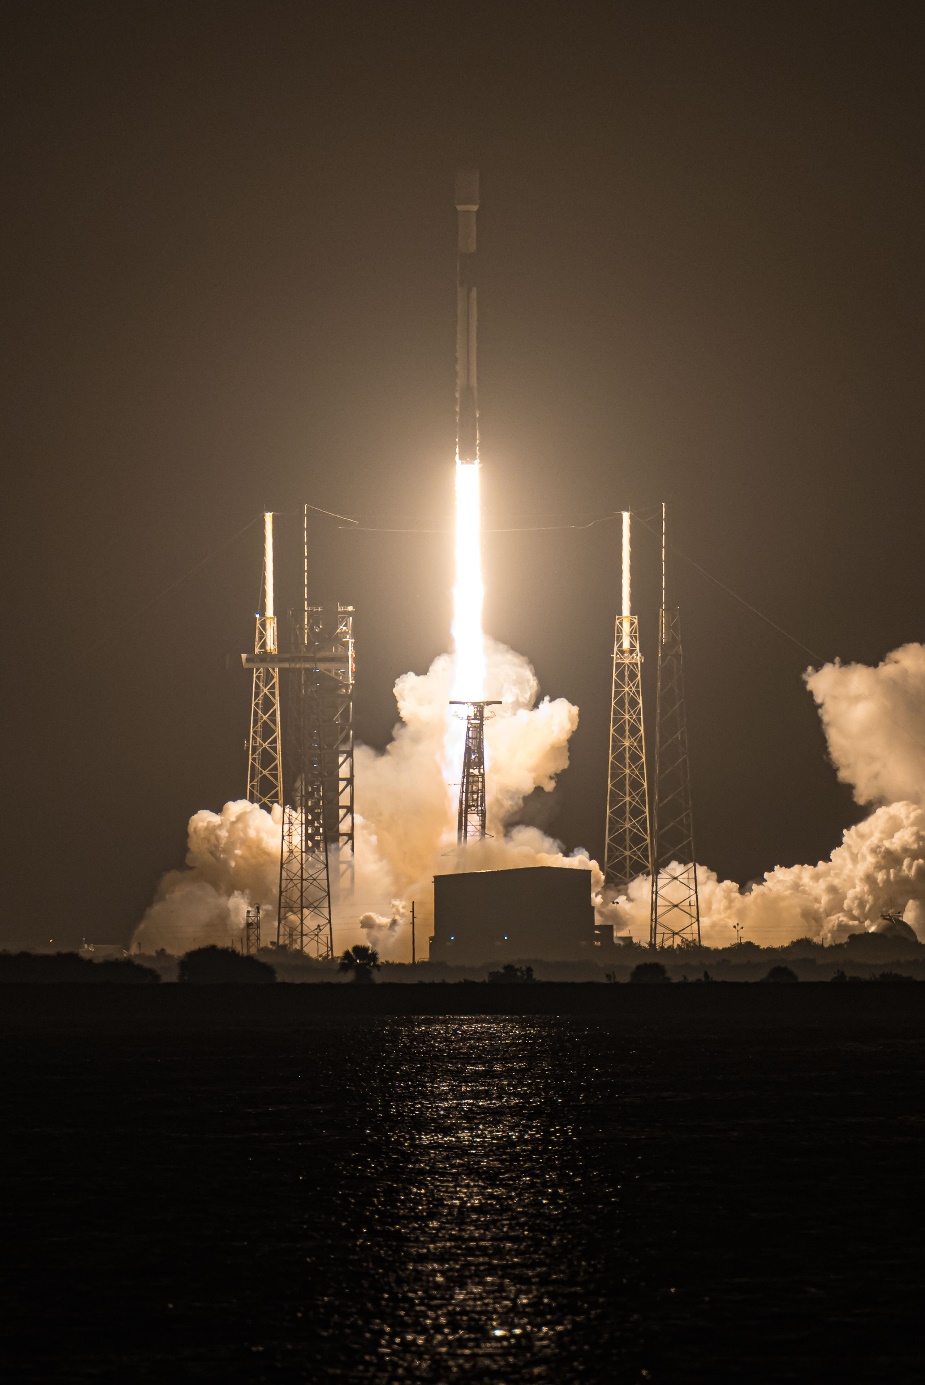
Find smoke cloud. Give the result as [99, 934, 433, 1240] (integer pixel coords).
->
[132, 638, 587, 957]
[134, 640, 925, 957]
[805, 642, 925, 809]
[133, 801, 282, 954]
[613, 643, 925, 947]
[352, 637, 589, 956]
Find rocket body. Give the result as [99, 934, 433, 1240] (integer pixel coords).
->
[455, 168, 479, 462]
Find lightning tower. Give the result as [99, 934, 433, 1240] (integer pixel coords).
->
[603, 511, 652, 893]
[245, 512, 283, 808]
[242, 507, 354, 956]
[275, 509, 332, 955]
[650, 503, 701, 946]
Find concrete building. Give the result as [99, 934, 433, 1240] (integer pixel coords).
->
[430, 866, 599, 964]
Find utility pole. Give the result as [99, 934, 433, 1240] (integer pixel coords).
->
[650, 503, 701, 947]
[411, 901, 416, 965]
[603, 511, 652, 893]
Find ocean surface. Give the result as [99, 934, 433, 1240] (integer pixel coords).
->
[3, 1013, 922, 1381]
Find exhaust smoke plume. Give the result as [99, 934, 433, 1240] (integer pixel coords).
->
[614, 642, 925, 946]
[133, 800, 282, 954]
[132, 637, 588, 958]
[133, 642, 925, 958]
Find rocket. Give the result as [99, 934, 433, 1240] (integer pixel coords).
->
[455, 167, 479, 463]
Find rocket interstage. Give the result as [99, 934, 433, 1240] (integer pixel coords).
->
[455, 167, 479, 464]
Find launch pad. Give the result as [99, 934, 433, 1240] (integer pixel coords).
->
[231, 168, 702, 964]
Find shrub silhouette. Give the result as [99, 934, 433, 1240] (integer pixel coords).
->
[872, 971, 916, 983]
[629, 961, 671, 984]
[762, 965, 799, 983]
[0, 951, 159, 984]
[338, 944, 380, 983]
[487, 963, 535, 983]
[178, 946, 275, 984]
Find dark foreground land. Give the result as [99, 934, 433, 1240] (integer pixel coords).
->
[3, 987, 923, 1382]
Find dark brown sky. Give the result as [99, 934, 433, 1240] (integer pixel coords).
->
[2, 1, 923, 947]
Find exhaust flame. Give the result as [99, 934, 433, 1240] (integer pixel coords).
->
[451, 459, 485, 700]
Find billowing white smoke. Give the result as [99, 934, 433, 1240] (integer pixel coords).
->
[614, 643, 925, 947]
[132, 801, 282, 954]
[132, 638, 588, 957]
[135, 639, 925, 956]
[805, 643, 925, 809]
[353, 637, 592, 956]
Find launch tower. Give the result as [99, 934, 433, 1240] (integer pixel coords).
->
[603, 511, 652, 893]
[650, 504, 701, 946]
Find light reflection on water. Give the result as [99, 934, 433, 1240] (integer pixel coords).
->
[8, 1009, 915, 1382]
[332, 1017, 627, 1380]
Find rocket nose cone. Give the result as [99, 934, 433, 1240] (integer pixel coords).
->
[455, 167, 479, 211]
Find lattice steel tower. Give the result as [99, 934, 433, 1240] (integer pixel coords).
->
[278, 506, 331, 956]
[242, 506, 354, 957]
[243, 904, 261, 955]
[650, 503, 701, 947]
[246, 512, 283, 809]
[451, 700, 500, 843]
[603, 511, 652, 893]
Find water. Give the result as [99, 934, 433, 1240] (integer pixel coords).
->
[3, 1016, 921, 1380]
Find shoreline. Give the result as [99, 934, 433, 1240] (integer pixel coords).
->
[2, 980, 923, 1032]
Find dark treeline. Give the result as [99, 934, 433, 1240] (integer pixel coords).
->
[0, 952, 160, 984]
[3, 934, 925, 985]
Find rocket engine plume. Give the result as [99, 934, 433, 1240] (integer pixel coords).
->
[451, 460, 485, 701]
[451, 167, 485, 704]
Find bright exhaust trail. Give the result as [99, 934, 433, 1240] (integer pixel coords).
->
[451, 459, 485, 700]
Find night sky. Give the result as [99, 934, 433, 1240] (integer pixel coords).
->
[2, 2, 923, 948]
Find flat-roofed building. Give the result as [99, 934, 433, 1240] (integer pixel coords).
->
[430, 866, 597, 964]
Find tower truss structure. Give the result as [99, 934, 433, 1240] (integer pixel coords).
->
[650, 503, 701, 947]
[451, 700, 500, 843]
[603, 512, 652, 893]
[243, 904, 261, 955]
[306, 603, 355, 897]
[241, 506, 355, 955]
[246, 513, 283, 809]
[275, 600, 333, 957]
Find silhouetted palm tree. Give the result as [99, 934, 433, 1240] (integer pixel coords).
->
[338, 944, 380, 983]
